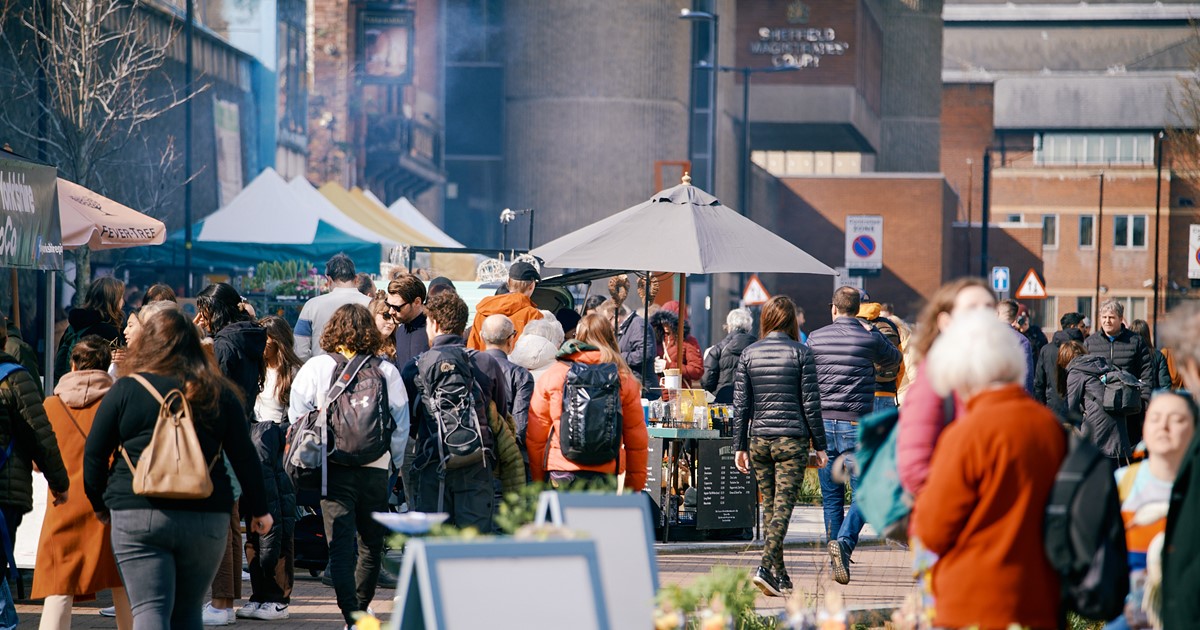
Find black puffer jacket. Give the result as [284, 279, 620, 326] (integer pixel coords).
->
[1083, 327, 1152, 403]
[731, 332, 825, 452]
[249, 421, 296, 572]
[1034, 327, 1084, 415]
[806, 317, 903, 421]
[702, 331, 756, 403]
[1065, 354, 1132, 458]
[1150, 347, 1172, 391]
[54, 307, 123, 385]
[0, 352, 70, 514]
[212, 320, 267, 422]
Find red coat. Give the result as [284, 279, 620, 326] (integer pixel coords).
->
[661, 336, 702, 386]
[527, 349, 649, 491]
[913, 385, 1065, 630]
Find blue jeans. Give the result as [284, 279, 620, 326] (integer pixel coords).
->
[819, 419, 864, 554]
[110, 509, 229, 630]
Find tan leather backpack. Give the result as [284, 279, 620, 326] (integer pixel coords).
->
[120, 374, 219, 499]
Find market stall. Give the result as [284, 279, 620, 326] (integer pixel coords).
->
[531, 175, 837, 542]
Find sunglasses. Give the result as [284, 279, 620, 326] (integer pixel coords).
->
[387, 302, 409, 313]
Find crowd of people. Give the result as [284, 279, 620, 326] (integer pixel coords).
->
[3, 253, 1200, 628]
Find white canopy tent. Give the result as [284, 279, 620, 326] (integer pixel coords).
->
[386, 196, 463, 247]
[289, 177, 398, 246]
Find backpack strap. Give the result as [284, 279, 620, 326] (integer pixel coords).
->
[1117, 461, 1141, 503]
[319, 354, 371, 496]
[52, 398, 88, 440]
[0, 364, 25, 382]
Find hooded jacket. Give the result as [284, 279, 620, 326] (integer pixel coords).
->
[806, 316, 903, 421]
[1065, 354, 1132, 458]
[509, 334, 560, 381]
[4, 321, 40, 394]
[33, 369, 123, 599]
[526, 346, 649, 491]
[731, 332, 826, 452]
[0, 351, 70, 513]
[54, 308, 122, 385]
[702, 331, 756, 403]
[212, 320, 267, 422]
[1034, 327, 1084, 415]
[467, 293, 544, 351]
[1084, 327, 1153, 404]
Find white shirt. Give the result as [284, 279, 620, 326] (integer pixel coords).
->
[289, 353, 410, 470]
[254, 367, 287, 423]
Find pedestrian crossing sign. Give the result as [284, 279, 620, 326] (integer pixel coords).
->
[1015, 268, 1047, 299]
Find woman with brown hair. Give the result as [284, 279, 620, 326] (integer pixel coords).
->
[82, 307, 273, 630]
[367, 297, 398, 361]
[55, 276, 125, 384]
[729, 295, 827, 597]
[527, 313, 650, 491]
[896, 277, 996, 497]
[34, 336, 132, 630]
[287, 304, 409, 629]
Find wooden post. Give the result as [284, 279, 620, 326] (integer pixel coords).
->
[677, 273, 687, 368]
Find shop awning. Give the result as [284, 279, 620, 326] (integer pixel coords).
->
[58, 178, 165, 250]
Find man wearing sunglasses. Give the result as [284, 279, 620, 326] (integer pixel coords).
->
[385, 274, 430, 369]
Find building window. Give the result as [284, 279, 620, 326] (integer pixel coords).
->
[1042, 214, 1058, 248]
[1077, 296, 1093, 321]
[1079, 215, 1095, 248]
[1115, 297, 1148, 322]
[1113, 215, 1148, 249]
[751, 151, 866, 176]
[1034, 133, 1155, 166]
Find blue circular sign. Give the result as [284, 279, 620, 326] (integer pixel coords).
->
[852, 235, 876, 258]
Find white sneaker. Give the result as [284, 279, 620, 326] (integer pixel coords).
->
[241, 570, 251, 581]
[98, 606, 116, 617]
[250, 603, 289, 620]
[234, 602, 260, 619]
[202, 602, 233, 626]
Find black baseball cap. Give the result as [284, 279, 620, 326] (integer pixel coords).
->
[509, 261, 541, 282]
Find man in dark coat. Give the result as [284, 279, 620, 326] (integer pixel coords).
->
[1033, 311, 1085, 416]
[479, 314, 535, 471]
[806, 286, 902, 585]
[998, 300, 1036, 394]
[0, 323, 69, 609]
[1084, 299, 1153, 444]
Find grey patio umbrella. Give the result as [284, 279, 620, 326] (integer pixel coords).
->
[531, 175, 837, 380]
[531, 175, 838, 276]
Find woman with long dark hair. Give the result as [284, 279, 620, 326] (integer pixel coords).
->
[194, 283, 267, 623]
[731, 296, 827, 597]
[527, 314, 650, 491]
[55, 277, 125, 383]
[82, 308, 272, 630]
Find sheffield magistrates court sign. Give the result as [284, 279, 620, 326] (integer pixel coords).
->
[748, 1, 851, 69]
[0, 155, 63, 271]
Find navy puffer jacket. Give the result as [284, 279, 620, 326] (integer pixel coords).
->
[731, 332, 825, 452]
[806, 317, 903, 421]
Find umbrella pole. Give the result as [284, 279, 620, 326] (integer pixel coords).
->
[642, 271, 652, 390]
[677, 273, 686, 369]
[8, 269, 18, 328]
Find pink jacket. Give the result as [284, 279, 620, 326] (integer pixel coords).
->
[896, 361, 964, 497]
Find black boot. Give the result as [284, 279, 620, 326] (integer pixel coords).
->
[752, 566, 783, 597]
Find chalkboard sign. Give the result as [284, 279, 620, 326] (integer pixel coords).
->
[645, 438, 663, 508]
[390, 539, 609, 630]
[696, 438, 756, 530]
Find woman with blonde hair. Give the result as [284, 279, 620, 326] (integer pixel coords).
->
[730, 296, 827, 597]
[527, 313, 649, 491]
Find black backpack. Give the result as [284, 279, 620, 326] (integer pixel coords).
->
[416, 346, 490, 470]
[1098, 368, 1143, 416]
[556, 362, 622, 467]
[326, 354, 393, 466]
[1044, 429, 1130, 620]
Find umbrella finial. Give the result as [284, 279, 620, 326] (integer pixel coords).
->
[681, 172, 692, 185]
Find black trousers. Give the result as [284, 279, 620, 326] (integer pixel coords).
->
[321, 465, 389, 626]
[412, 463, 494, 532]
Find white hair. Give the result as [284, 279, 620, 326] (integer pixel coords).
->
[521, 318, 565, 348]
[725, 308, 753, 334]
[927, 311, 1027, 398]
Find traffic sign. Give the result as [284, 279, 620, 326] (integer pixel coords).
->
[1189, 225, 1200, 279]
[991, 266, 1010, 293]
[742, 274, 771, 306]
[1015, 268, 1047, 299]
[844, 215, 883, 270]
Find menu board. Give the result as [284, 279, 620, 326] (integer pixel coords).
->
[696, 439, 756, 530]
[644, 438, 663, 508]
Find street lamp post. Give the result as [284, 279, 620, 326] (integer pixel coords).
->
[501, 208, 534, 252]
[680, 8, 718, 345]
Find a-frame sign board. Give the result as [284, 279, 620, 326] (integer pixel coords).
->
[389, 538, 610, 630]
[535, 491, 659, 630]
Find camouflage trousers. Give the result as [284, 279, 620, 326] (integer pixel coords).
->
[750, 436, 809, 577]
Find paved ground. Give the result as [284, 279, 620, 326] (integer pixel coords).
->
[11, 507, 916, 628]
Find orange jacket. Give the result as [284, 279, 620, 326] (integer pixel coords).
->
[662, 336, 703, 386]
[467, 293, 544, 351]
[527, 349, 649, 491]
[913, 385, 1065, 630]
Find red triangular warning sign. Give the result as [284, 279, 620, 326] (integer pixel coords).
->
[1015, 268, 1047, 299]
[743, 274, 771, 306]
